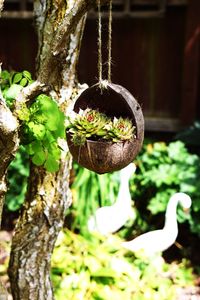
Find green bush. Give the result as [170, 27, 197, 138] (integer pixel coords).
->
[131, 141, 200, 235]
[51, 229, 195, 300]
[69, 163, 119, 236]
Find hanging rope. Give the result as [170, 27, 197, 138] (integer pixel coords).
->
[107, 0, 112, 82]
[97, 0, 113, 86]
[97, 0, 103, 83]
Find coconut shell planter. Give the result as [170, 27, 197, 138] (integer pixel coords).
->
[66, 82, 144, 174]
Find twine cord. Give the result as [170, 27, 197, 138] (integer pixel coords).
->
[97, 0, 103, 83]
[97, 0, 112, 85]
[107, 0, 112, 82]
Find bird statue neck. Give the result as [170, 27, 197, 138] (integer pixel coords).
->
[163, 196, 179, 232]
[115, 179, 131, 207]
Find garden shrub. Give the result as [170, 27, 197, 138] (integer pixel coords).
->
[51, 229, 194, 300]
[130, 141, 200, 235]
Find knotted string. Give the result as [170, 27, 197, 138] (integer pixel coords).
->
[97, 0, 113, 88]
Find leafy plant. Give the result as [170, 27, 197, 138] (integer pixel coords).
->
[68, 162, 120, 236]
[20, 94, 66, 172]
[51, 229, 195, 300]
[66, 108, 135, 145]
[131, 141, 200, 235]
[0, 69, 66, 172]
[0, 70, 34, 107]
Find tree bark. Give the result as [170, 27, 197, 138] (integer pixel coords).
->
[0, 101, 16, 300]
[8, 1, 89, 299]
[8, 1, 110, 299]
[0, 0, 4, 15]
[8, 161, 72, 300]
[0, 95, 19, 227]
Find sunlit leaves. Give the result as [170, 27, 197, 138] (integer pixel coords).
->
[132, 140, 200, 234]
[51, 229, 194, 300]
[0, 70, 34, 107]
[0, 69, 66, 173]
[22, 94, 66, 172]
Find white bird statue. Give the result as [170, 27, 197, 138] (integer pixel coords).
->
[122, 192, 192, 256]
[87, 163, 136, 235]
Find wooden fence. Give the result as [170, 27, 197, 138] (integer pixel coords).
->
[0, 0, 200, 132]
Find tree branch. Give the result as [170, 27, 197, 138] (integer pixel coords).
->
[13, 80, 49, 115]
[52, 0, 109, 55]
[0, 0, 4, 15]
[38, 0, 109, 84]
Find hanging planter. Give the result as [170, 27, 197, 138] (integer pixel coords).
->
[66, 82, 144, 174]
[66, 0, 144, 174]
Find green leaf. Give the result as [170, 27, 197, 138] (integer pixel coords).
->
[44, 154, 59, 172]
[1, 70, 10, 80]
[28, 122, 46, 140]
[48, 143, 61, 160]
[53, 111, 66, 138]
[24, 144, 34, 155]
[22, 70, 32, 81]
[31, 140, 43, 153]
[13, 72, 23, 84]
[91, 268, 117, 278]
[20, 77, 28, 87]
[32, 150, 46, 166]
[44, 131, 56, 144]
[17, 105, 30, 121]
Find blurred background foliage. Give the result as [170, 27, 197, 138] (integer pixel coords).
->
[51, 230, 194, 300]
[5, 146, 29, 211]
[5, 139, 200, 237]
[2, 134, 200, 299]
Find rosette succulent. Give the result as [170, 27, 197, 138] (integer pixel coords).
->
[105, 117, 136, 142]
[66, 108, 108, 145]
[66, 108, 136, 145]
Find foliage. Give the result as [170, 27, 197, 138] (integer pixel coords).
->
[131, 141, 200, 235]
[0, 70, 66, 172]
[0, 70, 33, 107]
[66, 108, 135, 145]
[20, 94, 66, 172]
[5, 146, 29, 211]
[68, 163, 120, 235]
[51, 229, 195, 300]
[68, 140, 200, 241]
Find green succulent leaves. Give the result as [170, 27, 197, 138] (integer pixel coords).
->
[66, 108, 136, 146]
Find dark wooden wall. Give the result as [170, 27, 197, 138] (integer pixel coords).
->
[0, 18, 37, 74]
[79, 6, 186, 131]
[0, 0, 200, 132]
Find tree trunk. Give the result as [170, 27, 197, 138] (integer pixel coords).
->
[0, 97, 19, 226]
[8, 1, 110, 299]
[8, 162, 72, 300]
[8, 1, 86, 299]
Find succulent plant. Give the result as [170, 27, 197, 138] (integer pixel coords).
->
[66, 108, 136, 146]
[105, 117, 136, 142]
